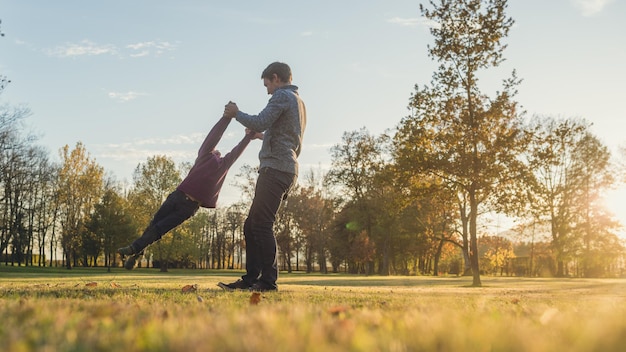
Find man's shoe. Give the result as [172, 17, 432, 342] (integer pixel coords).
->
[249, 282, 277, 292]
[217, 279, 251, 291]
[124, 254, 141, 270]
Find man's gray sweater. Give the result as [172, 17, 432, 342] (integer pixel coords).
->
[235, 85, 306, 176]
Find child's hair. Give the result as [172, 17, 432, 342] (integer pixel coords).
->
[261, 62, 292, 83]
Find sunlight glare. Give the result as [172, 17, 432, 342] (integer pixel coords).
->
[604, 185, 626, 240]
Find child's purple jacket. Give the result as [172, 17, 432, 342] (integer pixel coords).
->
[177, 117, 253, 208]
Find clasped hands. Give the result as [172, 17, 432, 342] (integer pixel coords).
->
[223, 101, 239, 118]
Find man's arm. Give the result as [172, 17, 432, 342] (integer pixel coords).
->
[246, 128, 264, 140]
[223, 91, 289, 132]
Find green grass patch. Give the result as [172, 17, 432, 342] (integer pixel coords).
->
[1, 265, 625, 351]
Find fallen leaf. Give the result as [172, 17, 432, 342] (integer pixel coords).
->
[328, 305, 349, 317]
[181, 284, 198, 293]
[85, 282, 98, 287]
[249, 292, 261, 305]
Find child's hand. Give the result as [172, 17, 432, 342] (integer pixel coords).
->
[223, 101, 239, 118]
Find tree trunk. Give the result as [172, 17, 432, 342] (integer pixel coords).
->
[433, 236, 445, 276]
[469, 191, 482, 287]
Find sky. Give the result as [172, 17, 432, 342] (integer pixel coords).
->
[1, 0, 625, 234]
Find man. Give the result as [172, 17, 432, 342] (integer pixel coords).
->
[117, 116, 262, 270]
[219, 62, 306, 292]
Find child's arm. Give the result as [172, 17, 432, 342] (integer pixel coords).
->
[219, 128, 260, 169]
[197, 116, 231, 157]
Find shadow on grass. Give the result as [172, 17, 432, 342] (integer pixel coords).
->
[0, 265, 244, 278]
[3, 265, 625, 292]
[280, 275, 472, 288]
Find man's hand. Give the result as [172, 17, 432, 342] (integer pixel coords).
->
[246, 128, 264, 140]
[223, 101, 239, 118]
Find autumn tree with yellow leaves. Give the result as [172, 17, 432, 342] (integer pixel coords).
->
[56, 142, 104, 269]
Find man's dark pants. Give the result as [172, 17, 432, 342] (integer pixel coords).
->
[242, 167, 296, 289]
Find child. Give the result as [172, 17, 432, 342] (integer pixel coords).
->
[117, 115, 262, 270]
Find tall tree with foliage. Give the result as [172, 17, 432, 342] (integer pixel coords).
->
[328, 128, 388, 274]
[19, 145, 53, 266]
[525, 117, 621, 276]
[394, 0, 527, 286]
[274, 192, 300, 272]
[230, 164, 260, 269]
[0, 106, 31, 261]
[569, 131, 621, 277]
[87, 183, 137, 271]
[28, 150, 57, 266]
[407, 180, 460, 276]
[286, 169, 334, 273]
[56, 142, 104, 269]
[524, 117, 581, 276]
[128, 155, 181, 271]
[478, 235, 515, 276]
[184, 209, 212, 269]
[223, 203, 245, 269]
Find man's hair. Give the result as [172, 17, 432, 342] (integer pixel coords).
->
[261, 62, 292, 83]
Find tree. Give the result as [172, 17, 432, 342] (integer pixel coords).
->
[479, 235, 515, 276]
[0, 62, 57, 267]
[229, 164, 260, 270]
[570, 131, 621, 276]
[524, 117, 581, 276]
[224, 203, 245, 269]
[327, 128, 388, 274]
[18, 145, 53, 266]
[393, 0, 526, 286]
[28, 150, 57, 266]
[0, 106, 32, 262]
[184, 208, 212, 269]
[287, 169, 334, 273]
[523, 117, 622, 276]
[411, 181, 460, 276]
[87, 182, 137, 271]
[56, 142, 104, 269]
[128, 155, 181, 271]
[232, 164, 259, 202]
[275, 192, 300, 272]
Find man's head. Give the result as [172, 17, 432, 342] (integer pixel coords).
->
[261, 62, 291, 95]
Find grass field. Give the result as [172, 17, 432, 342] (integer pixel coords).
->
[1, 266, 625, 351]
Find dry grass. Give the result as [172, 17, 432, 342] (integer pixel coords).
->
[1, 266, 625, 351]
